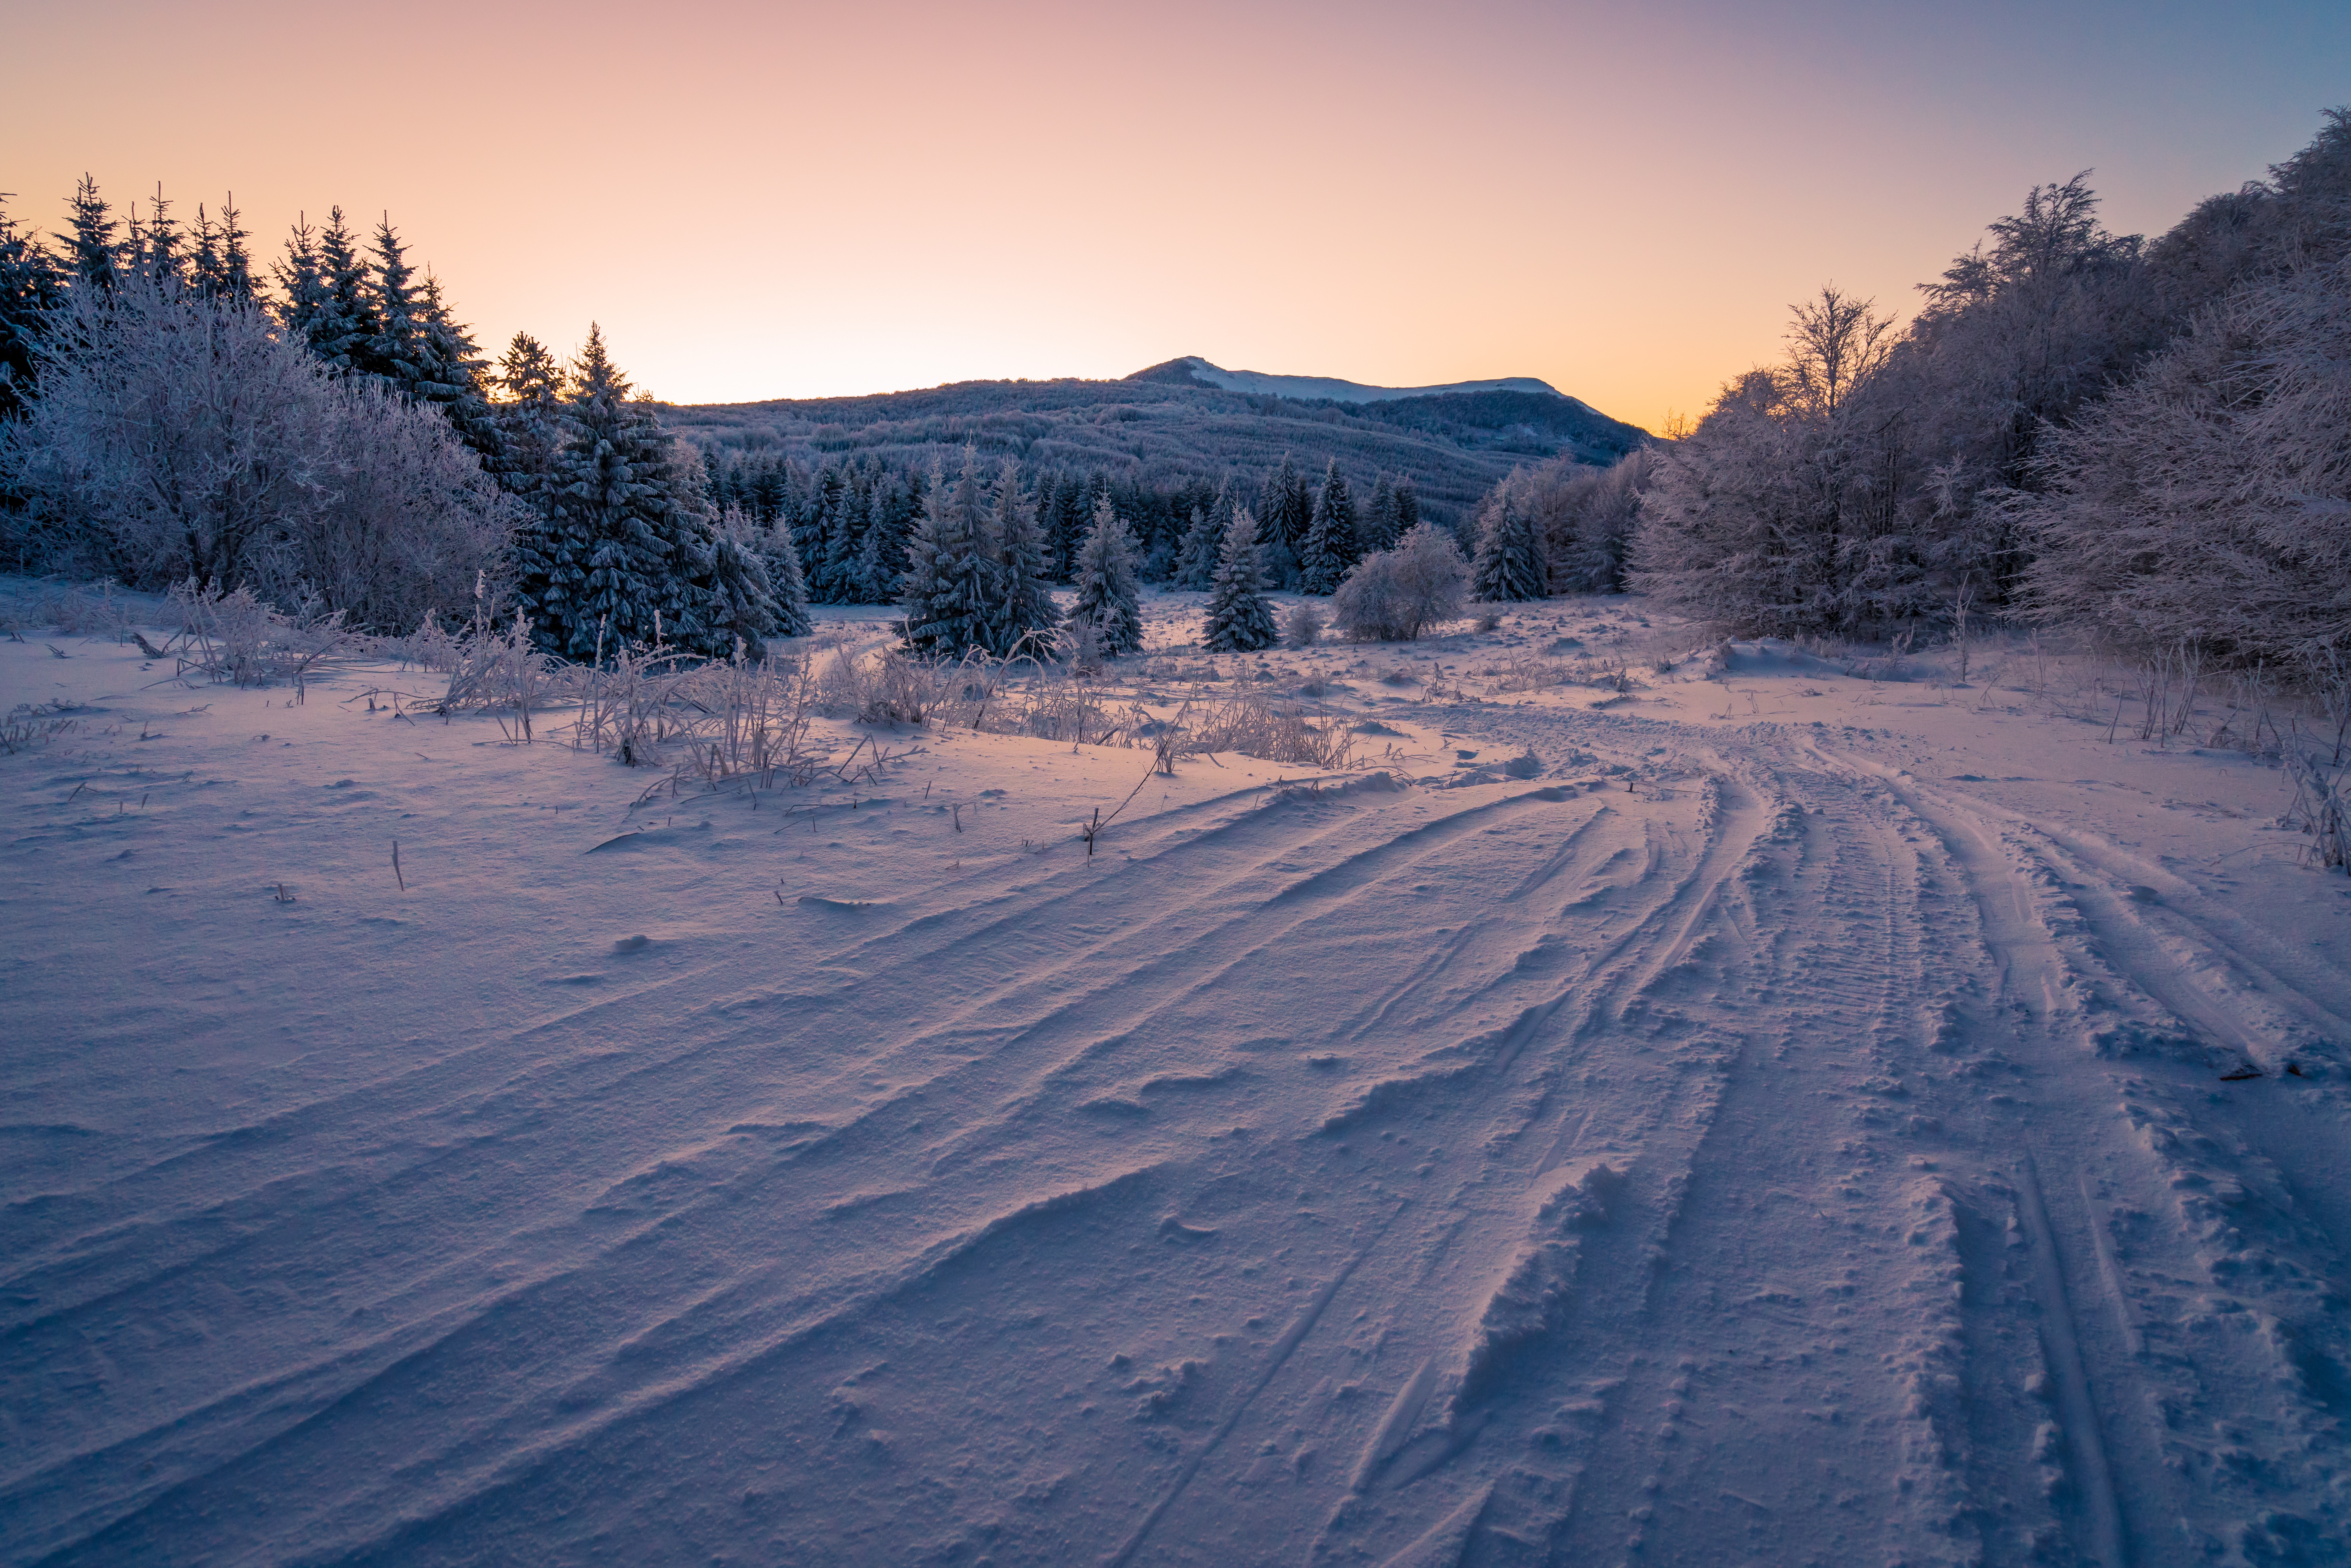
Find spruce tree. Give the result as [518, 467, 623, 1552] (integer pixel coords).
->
[1051, 475, 1089, 580]
[213, 195, 255, 303]
[57, 175, 119, 295]
[796, 463, 842, 601]
[128, 185, 184, 290]
[1393, 476, 1422, 536]
[307, 207, 374, 372]
[1065, 495, 1143, 657]
[536, 325, 722, 659]
[0, 196, 64, 426]
[416, 272, 502, 461]
[763, 515, 812, 639]
[707, 507, 789, 660]
[1175, 503, 1222, 589]
[1363, 473, 1400, 553]
[357, 215, 428, 390]
[993, 465, 1057, 656]
[1202, 506, 1278, 652]
[902, 460, 994, 656]
[1299, 461, 1358, 594]
[273, 215, 325, 344]
[1471, 493, 1546, 602]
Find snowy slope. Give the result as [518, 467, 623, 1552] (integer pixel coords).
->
[6, 592, 2350, 1566]
[1137, 356, 1570, 405]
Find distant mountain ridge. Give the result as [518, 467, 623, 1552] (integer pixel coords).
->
[1127, 355, 1569, 405]
[664, 359, 1649, 528]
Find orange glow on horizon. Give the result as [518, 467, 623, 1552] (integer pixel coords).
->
[7, 0, 2343, 434]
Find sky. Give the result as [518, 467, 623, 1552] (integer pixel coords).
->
[7, 0, 2348, 431]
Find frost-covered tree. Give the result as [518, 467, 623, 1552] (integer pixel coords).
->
[1479, 449, 1652, 595]
[57, 175, 121, 295]
[2018, 258, 2351, 674]
[706, 505, 792, 659]
[1633, 288, 1917, 633]
[1392, 475, 1422, 537]
[1471, 491, 1545, 602]
[1174, 502, 1222, 590]
[902, 459, 994, 656]
[1332, 522, 1468, 641]
[125, 185, 184, 291]
[1202, 506, 1278, 652]
[1298, 459, 1357, 594]
[1362, 473, 1400, 554]
[1066, 494, 1143, 657]
[992, 465, 1057, 655]
[0, 197, 64, 429]
[304, 208, 375, 374]
[1259, 452, 1313, 586]
[0, 277, 508, 628]
[532, 325, 721, 659]
[185, 197, 255, 305]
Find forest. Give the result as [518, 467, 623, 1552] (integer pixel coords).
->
[3, 107, 2347, 692]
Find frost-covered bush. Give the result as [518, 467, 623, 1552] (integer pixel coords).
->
[2018, 259, 2351, 674]
[2, 279, 511, 631]
[1331, 523, 1468, 641]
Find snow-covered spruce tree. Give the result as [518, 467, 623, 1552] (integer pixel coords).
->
[760, 509, 812, 639]
[537, 325, 721, 659]
[0, 195, 65, 432]
[1298, 460, 1358, 594]
[706, 505, 790, 660]
[1202, 505, 1278, 652]
[1331, 522, 1469, 641]
[186, 197, 255, 305]
[1362, 473, 1400, 554]
[902, 459, 994, 656]
[1174, 503, 1222, 590]
[2018, 257, 2351, 674]
[59, 174, 121, 294]
[303, 208, 374, 374]
[816, 465, 869, 603]
[1392, 475, 1421, 536]
[1470, 491, 1545, 602]
[992, 465, 1057, 656]
[1065, 494, 1143, 657]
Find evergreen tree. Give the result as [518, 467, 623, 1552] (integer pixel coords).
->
[357, 215, 428, 390]
[1065, 494, 1143, 657]
[1202, 506, 1278, 652]
[992, 464, 1057, 655]
[816, 465, 867, 602]
[1363, 473, 1400, 553]
[306, 207, 374, 371]
[1299, 460, 1358, 594]
[57, 175, 120, 294]
[530, 325, 721, 659]
[1471, 492, 1546, 602]
[416, 271, 501, 460]
[0, 196, 64, 426]
[1393, 476, 1422, 536]
[762, 513, 812, 639]
[902, 459, 994, 656]
[796, 463, 842, 599]
[1175, 503, 1222, 589]
[128, 185, 183, 290]
[707, 507, 789, 660]
[213, 195, 254, 302]
[1050, 473, 1089, 580]
[273, 214, 325, 344]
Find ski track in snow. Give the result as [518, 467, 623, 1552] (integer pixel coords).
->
[6, 602, 2350, 1566]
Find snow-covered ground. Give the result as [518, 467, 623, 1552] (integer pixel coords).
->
[6, 586, 2349, 1566]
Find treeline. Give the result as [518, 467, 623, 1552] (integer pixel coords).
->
[1566, 108, 2351, 686]
[0, 177, 1451, 661]
[700, 444, 1424, 607]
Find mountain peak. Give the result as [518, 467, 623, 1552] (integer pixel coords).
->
[1127, 355, 1564, 405]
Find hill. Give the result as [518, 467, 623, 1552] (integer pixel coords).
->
[660, 358, 1649, 526]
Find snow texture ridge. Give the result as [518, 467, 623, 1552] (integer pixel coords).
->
[6, 585, 2351, 1565]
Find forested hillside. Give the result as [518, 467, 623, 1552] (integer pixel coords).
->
[662, 360, 1649, 529]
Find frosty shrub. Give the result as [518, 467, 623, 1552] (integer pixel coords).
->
[1331, 523, 1468, 641]
[1283, 599, 1323, 648]
[2, 279, 511, 630]
[2018, 258, 2351, 676]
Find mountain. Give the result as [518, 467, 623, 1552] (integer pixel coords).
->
[1126, 355, 1568, 404]
[662, 359, 1649, 527]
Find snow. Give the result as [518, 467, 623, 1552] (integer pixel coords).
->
[1167, 357, 1571, 407]
[7, 586, 2350, 1565]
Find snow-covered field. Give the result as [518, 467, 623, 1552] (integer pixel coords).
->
[7, 587, 2349, 1566]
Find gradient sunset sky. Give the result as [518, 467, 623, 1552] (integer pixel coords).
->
[10, 0, 2347, 430]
